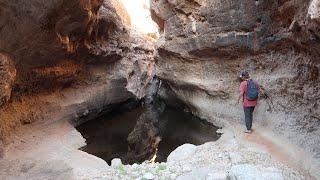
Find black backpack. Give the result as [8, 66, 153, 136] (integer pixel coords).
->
[246, 79, 259, 101]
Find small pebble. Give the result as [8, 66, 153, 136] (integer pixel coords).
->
[111, 158, 122, 168]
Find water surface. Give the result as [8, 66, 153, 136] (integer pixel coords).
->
[76, 106, 220, 164]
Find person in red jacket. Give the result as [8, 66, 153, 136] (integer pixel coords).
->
[237, 71, 260, 133]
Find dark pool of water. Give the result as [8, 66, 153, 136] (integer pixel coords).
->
[76, 106, 220, 164]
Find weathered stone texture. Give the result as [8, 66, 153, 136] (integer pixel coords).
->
[152, 0, 320, 176]
[0, 53, 16, 107]
[0, 0, 155, 141]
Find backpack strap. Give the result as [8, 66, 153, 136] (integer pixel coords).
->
[244, 79, 251, 101]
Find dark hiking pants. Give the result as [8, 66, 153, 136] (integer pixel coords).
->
[244, 106, 255, 130]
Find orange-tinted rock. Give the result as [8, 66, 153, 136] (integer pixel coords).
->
[0, 0, 155, 142]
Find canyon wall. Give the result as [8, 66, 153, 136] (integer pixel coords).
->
[0, 0, 319, 176]
[151, 0, 320, 172]
[0, 0, 155, 142]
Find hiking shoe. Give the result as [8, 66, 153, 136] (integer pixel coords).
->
[244, 129, 252, 133]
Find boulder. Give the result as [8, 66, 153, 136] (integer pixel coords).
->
[167, 144, 197, 163]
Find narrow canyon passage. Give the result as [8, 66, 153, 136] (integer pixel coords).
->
[0, 0, 319, 180]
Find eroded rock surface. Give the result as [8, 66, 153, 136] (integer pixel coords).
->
[0, 52, 16, 107]
[0, 0, 133, 93]
[0, 0, 155, 142]
[0, 0, 319, 179]
[152, 0, 320, 177]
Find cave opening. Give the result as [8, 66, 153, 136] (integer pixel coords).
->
[76, 100, 220, 165]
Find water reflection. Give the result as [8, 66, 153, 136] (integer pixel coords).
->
[76, 102, 219, 165]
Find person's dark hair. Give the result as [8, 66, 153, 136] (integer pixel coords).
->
[240, 71, 250, 79]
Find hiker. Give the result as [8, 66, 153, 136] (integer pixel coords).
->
[237, 71, 260, 133]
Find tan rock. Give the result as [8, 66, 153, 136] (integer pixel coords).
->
[0, 52, 16, 107]
[152, 0, 320, 178]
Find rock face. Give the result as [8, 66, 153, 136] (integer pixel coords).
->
[0, 53, 16, 107]
[0, 0, 131, 93]
[151, 0, 320, 176]
[0, 0, 318, 178]
[0, 0, 155, 141]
